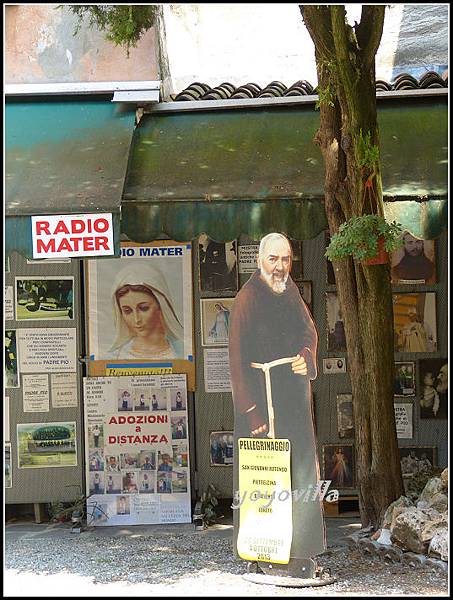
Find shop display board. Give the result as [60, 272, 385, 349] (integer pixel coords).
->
[83, 373, 191, 526]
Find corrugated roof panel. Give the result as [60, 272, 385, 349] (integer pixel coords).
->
[5, 98, 136, 216]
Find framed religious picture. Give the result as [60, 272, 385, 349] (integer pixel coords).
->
[323, 357, 347, 374]
[209, 431, 234, 466]
[5, 329, 20, 389]
[198, 234, 238, 293]
[200, 298, 235, 347]
[322, 444, 355, 489]
[394, 362, 416, 397]
[399, 446, 437, 477]
[336, 394, 354, 439]
[326, 292, 346, 352]
[15, 276, 74, 321]
[392, 293, 437, 353]
[391, 233, 436, 284]
[325, 232, 336, 286]
[419, 358, 448, 419]
[289, 240, 303, 281]
[297, 281, 312, 314]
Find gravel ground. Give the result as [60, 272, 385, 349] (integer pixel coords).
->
[4, 521, 449, 597]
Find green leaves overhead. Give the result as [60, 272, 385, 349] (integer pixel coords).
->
[65, 5, 159, 55]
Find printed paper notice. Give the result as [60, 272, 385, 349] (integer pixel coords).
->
[238, 245, 259, 274]
[18, 328, 77, 373]
[394, 403, 413, 439]
[5, 286, 14, 320]
[203, 348, 231, 392]
[51, 373, 78, 408]
[23, 374, 50, 412]
[5, 397, 10, 441]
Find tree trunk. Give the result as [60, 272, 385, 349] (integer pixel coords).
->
[301, 5, 403, 527]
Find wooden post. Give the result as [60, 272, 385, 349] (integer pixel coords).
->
[34, 503, 46, 524]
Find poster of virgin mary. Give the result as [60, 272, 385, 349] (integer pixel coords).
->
[86, 242, 193, 362]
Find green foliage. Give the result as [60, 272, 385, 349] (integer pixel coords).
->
[32, 425, 71, 440]
[316, 60, 336, 110]
[325, 214, 403, 261]
[65, 5, 159, 55]
[199, 484, 223, 525]
[357, 129, 380, 170]
[46, 485, 85, 522]
[47, 501, 68, 522]
[315, 83, 335, 110]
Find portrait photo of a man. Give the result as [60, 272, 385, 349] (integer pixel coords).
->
[391, 232, 436, 284]
[198, 235, 238, 292]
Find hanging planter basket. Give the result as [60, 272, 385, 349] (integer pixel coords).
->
[362, 236, 389, 265]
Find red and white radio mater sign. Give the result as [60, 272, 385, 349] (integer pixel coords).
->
[31, 213, 114, 259]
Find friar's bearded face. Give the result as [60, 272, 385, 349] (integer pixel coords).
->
[260, 268, 289, 293]
[258, 237, 292, 294]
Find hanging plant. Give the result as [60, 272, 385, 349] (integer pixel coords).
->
[325, 215, 404, 262]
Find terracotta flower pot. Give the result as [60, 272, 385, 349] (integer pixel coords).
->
[363, 237, 389, 265]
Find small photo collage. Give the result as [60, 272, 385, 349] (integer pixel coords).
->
[88, 443, 189, 498]
[117, 387, 170, 412]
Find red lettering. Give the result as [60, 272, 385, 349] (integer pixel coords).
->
[36, 221, 50, 235]
[36, 239, 56, 254]
[57, 238, 72, 252]
[69, 237, 81, 251]
[83, 237, 94, 251]
[71, 220, 85, 234]
[54, 221, 70, 235]
[95, 236, 110, 251]
[94, 218, 109, 233]
[119, 416, 126, 424]
[127, 416, 135, 424]
[108, 416, 118, 425]
[108, 436, 116, 444]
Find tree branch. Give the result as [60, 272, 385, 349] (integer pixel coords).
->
[299, 5, 334, 61]
[330, 6, 358, 113]
[355, 5, 386, 68]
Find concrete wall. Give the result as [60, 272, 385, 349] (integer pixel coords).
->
[161, 4, 448, 95]
[4, 4, 158, 83]
[6, 5, 447, 90]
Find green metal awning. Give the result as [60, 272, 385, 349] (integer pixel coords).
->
[122, 98, 447, 242]
[5, 97, 137, 257]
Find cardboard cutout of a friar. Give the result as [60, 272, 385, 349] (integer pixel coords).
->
[229, 232, 327, 578]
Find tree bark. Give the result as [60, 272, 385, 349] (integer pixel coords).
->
[300, 5, 403, 527]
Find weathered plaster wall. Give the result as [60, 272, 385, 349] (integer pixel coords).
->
[161, 4, 448, 94]
[390, 4, 449, 78]
[5, 4, 158, 83]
